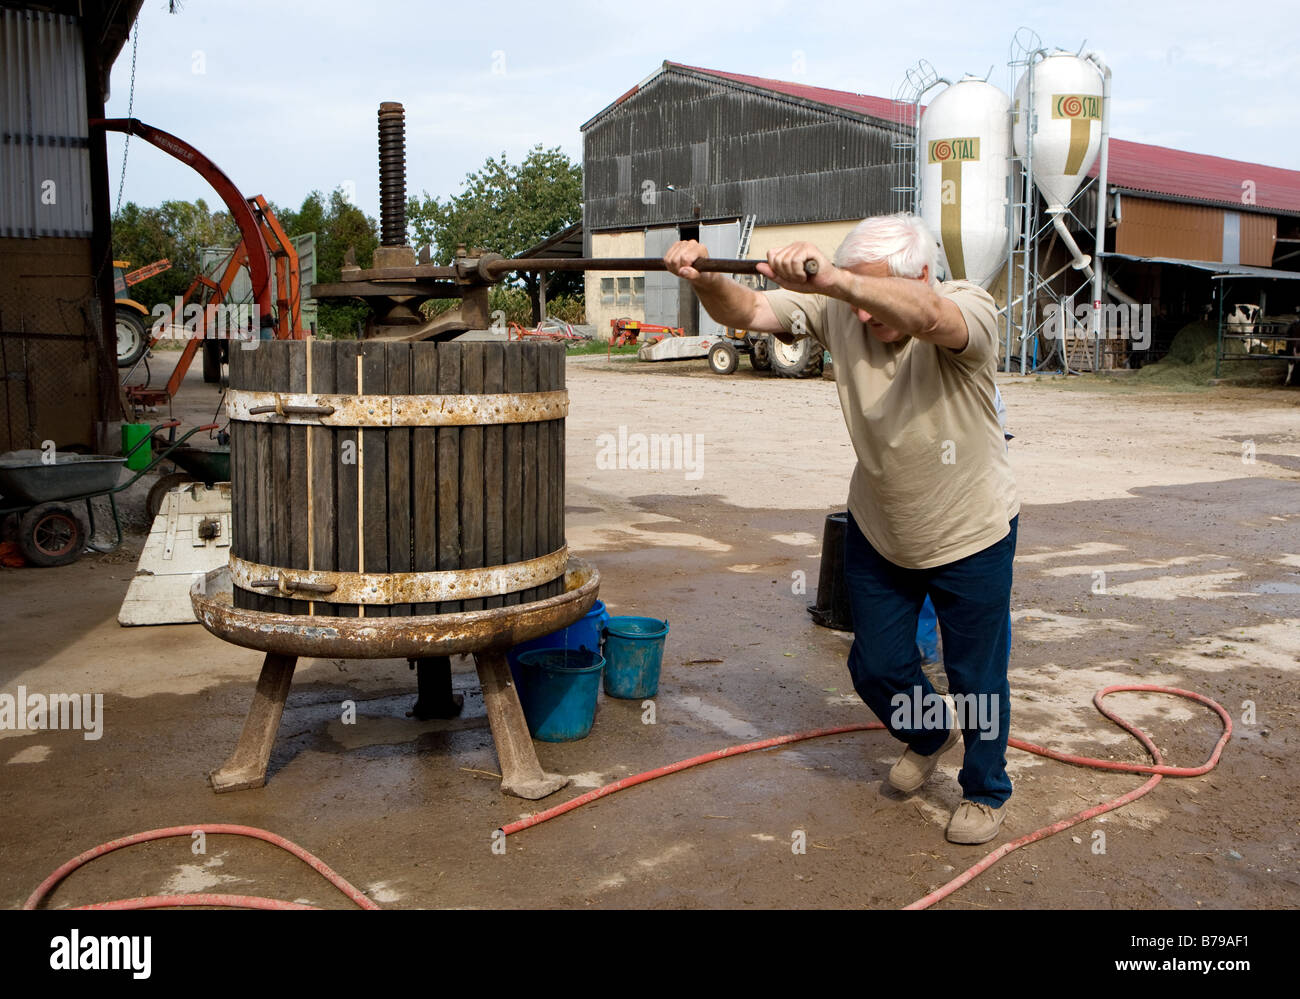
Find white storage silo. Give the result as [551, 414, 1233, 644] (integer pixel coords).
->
[1013, 52, 1105, 211]
[918, 77, 1015, 288]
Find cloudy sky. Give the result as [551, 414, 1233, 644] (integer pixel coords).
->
[104, 0, 1298, 220]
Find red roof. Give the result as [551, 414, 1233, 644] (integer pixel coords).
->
[1086, 138, 1300, 215]
[596, 62, 1300, 216]
[669, 62, 904, 122]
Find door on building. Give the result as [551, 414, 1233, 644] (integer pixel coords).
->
[643, 226, 679, 328]
[699, 220, 741, 336]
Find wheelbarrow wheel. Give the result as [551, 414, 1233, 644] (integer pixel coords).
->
[18, 503, 86, 567]
[147, 472, 197, 521]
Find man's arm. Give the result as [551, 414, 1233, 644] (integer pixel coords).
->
[758, 241, 970, 351]
[833, 271, 969, 351]
[663, 240, 787, 335]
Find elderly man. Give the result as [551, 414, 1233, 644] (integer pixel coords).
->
[664, 213, 1018, 844]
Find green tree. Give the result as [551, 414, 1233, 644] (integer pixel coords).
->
[112, 188, 382, 338]
[110, 198, 240, 307]
[408, 145, 583, 323]
[276, 188, 379, 337]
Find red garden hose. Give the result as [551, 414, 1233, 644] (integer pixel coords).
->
[500, 684, 1232, 910]
[24, 824, 380, 911]
[27, 687, 1230, 911]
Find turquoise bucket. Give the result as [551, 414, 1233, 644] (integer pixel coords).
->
[515, 648, 604, 742]
[602, 616, 669, 699]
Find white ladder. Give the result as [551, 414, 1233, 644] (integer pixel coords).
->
[738, 214, 757, 257]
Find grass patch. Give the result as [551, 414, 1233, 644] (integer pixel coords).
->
[565, 341, 639, 357]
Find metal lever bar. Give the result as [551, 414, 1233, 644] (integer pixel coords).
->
[481, 257, 820, 278]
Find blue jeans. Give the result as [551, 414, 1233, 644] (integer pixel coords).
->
[844, 513, 1017, 807]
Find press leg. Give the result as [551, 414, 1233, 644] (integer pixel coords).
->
[409, 656, 464, 720]
[473, 649, 569, 800]
[210, 652, 298, 792]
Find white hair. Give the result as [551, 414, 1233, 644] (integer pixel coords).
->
[834, 213, 939, 286]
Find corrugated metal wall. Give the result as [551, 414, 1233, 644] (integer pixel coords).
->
[1239, 211, 1277, 267]
[1116, 196, 1224, 262]
[584, 71, 897, 231]
[0, 8, 92, 238]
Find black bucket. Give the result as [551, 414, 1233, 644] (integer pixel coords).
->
[807, 511, 853, 631]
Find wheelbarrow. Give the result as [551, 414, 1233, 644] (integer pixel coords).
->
[0, 420, 220, 567]
[145, 437, 231, 520]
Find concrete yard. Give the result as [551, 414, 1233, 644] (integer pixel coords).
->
[1, 355, 1297, 910]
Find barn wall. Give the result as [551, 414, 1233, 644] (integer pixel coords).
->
[0, 237, 101, 450]
[747, 220, 863, 263]
[0, 7, 113, 452]
[1116, 196, 1224, 261]
[1240, 212, 1278, 267]
[584, 69, 898, 232]
[585, 229, 647, 336]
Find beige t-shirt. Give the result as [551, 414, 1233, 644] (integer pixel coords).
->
[765, 280, 1018, 569]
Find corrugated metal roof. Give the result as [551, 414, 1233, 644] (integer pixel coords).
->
[1090, 138, 1300, 217]
[1107, 252, 1300, 280]
[668, 63, 904, 123]
[583, 61, 910, 131]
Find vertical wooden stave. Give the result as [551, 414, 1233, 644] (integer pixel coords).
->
[228, 346, 248, 610]
[360, 341, 389, 619]
[334, 340, 360, 617]
[518, 342, 539, 605]
[502, 345, 524, 608]
[386, 342, 413, 617]
[436, 342, 462, 614]
[288, 341, 309, 615]
[256, 341, 284, 613]
[535, 343, 552, 601]
[482, 342, 506, 610]
[411, 342, 438, 615]
[549, 344, 566, 599]
[460, 344, 485, 613]
[309, 339, 338, 615]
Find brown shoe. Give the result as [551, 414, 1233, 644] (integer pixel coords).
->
[945, 799, 1007, 844]
[887, 694, 960, 794]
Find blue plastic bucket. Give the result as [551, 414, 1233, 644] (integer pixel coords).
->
[515, 648, 604, 742]
[602, 616, 669, 699]
[916, 595, 939, 664]
[508, 599, 609, 683]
